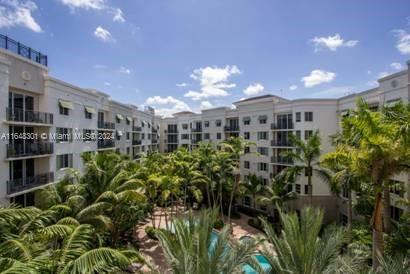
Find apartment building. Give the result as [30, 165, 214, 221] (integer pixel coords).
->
[159, 63, 410, 223]
[0, 36, 158, 206]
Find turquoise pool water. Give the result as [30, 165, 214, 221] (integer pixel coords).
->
[210, 231, 271, 274]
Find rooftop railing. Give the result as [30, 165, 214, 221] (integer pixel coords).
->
[6, 108, 53, 125]
[0, 34, 47, 66]
[7, 172, 54, 195]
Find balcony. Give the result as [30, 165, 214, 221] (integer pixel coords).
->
[132, 126, 142, 132]
[6, 108, 53, 125]
[192, 128, 202, 133]
[271, 122, 294, 130]
[224, 126, 240, 132]
[152, 139, 158, 144]
[0, 34, 48, 66]
[97, 139, 115, 149]
[6, 142, 53, 159]
[192, 139, 202, 144]
[152, 128, 158, 133]
[165, 139, 178, 144]
[98, 121, 115, 130]
[271, 156, 294, 165]
[132, 139, 142, 145]
[166, 130, 178, 134]
[7, 172, 54, 195]
[271, 140, 293, 147]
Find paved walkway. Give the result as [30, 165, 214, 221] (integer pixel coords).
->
[134, 207, 265, 272]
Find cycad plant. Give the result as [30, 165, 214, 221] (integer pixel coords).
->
[156, 208, 260, 274]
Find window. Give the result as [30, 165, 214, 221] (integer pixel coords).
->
[182, 134, 189, 140]
[204, 133, 210, 140]
[56, 128, 72, 143]
[244, 161, 250, 169]
[244, 146, 250, 153]
[116, 115, 123, 124]
[215, 120, 222, 127]
[82, 129, 95, 142]
[304, 185, 309, 195]
[126, 147, 130, 154]
[126, 132, 130, 140]
[287, 184, 293, 193]
[305, 167, 312, 177]
[257, 131, 268, 140]
[57, 154, 73, 170]
[295, 130, 301, 139]
[84, 109, 92, 119]
[126, 119, 130, 125]
[262, 178, 268, 186]
[258, 162, 268, 171]
[217, 132, 221, 139]
[116, 131, 122, 141]
[204, 121, 209, 127]
[243, 117, 251, 125]
[141, 133, 145, 140]
[258, 147, 269, 156]
[244, 196, 251, 206]
[244, 132, 250, 140]
[182, 124, 188, 130]
[295, 184, 301, 194]
[259, 115, 267, 124]
[295, 112, 301, 122]
[148, 134, 151, 140]
[59, 105, 69, 115]
[304, 111, 313, 122]
[390, 206, 403, 221]
[304, 130, 313, 140]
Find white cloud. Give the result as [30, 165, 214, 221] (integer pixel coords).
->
[301, 70, 336, 88]
[112, 8, 124, 22]
[184, 65, 241, 100]
[289, 85, 298, 91]
[311, 34, 358, 51]
[104, 82, 111, 86]
[390, 62, 403, 70]
[366, 80, 378, 87]
[94, 64, 107, 69]
[119, 66, 131, 74]
[59, 0, 105, 10]
[176, 82, 188, 87]
[200, 101, 213, 109]
[145, 96, 191, 117]
[0, 0, 41, 32]
[94, 26, 114, 42]
[367, 70, 372, 75]
[243, 83, 264, 96]
[378, 72, 389, 78]
[393, 29, 410, 55]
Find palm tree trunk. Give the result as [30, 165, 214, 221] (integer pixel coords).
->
[372, 191, 384, 270]
[228, 173, 240, 226]
[383, 186, 392, 234]
[219, 178, 224, 222]
[308, 170, 313, 206]
[347, 188, 353, 234]
[252, 193, 256, 209]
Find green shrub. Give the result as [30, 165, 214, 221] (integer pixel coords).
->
[145, 226, 158, 240]
[213, 218, 225, 229]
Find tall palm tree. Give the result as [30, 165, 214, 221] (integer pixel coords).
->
[327, 99, 410, 269]
[193, 143, 217, 207]
[260, 207, 350, 274]
[257, 168, 298, 214]
[156, 208, 260, 274]
[282, 131, 330, 205]
[241, 174, 264, 208]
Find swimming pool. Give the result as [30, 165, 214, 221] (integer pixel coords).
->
[210, 231, 271, 274]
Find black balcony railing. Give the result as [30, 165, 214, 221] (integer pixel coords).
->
[0, 34, 47, 66]
[98, 121, 115, 130]
[132, 126, 142, 132]
[132, 139, 142, 145]
[271, 122, 294, 130]
[6, 108, 53, 125]
[7, 172, 54, 195]
[166, 131, 178, 134]
[97, 139, 115, 149]
[152, 139, 158, 144]
[6, 142, 53, 158]
[165, 139, 178, 144]
[192, 139, 202, 144]
[192, 128, 202, 133]
[224, 126, 240, 132]
[271, 156, 294, 165]
[270, 140, 293, 147]
[152, 128, 158, 133]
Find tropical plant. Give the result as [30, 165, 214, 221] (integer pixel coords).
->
[260, 207, 353, 274]
[156, 208, 260, 274]
[282, 130, 331, 205]
[241, 174, 264, 209]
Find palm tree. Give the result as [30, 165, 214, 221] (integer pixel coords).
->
[328, 99, 410, 269]
[156, 208, 260, 274]
[260, 207, 350, 274]
[241, 174, 264, 208]
[257, 168, 297, 215]
[321, 147, 365, 233]
[282, 130, 330, 205]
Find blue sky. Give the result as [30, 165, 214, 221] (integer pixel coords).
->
[0, 0, 409, 116]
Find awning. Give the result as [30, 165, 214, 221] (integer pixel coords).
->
[126, 116, 133, 122]
[117, 131, 123, 136]
[85, 106, 96, 114]
[258, 115, 267, 120]
[59, 99, 73, 109]
[242, 116, 251, 122]
[116, 114, 124, 120]
[142, 120, 146, 126]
